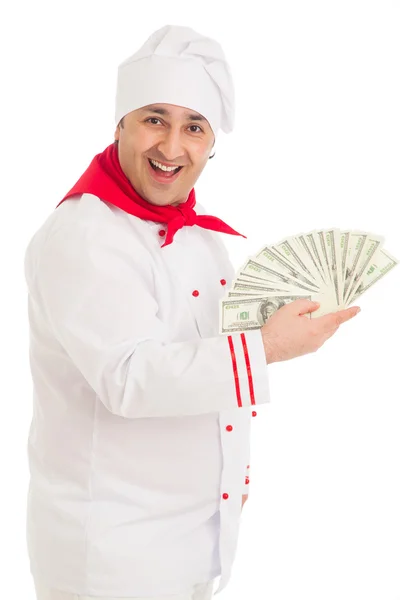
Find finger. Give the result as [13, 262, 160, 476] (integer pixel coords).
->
[317, 306, 360, 333]
[289, 299, 320, 316]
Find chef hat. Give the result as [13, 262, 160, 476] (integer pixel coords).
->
[114, 24, 235, 136]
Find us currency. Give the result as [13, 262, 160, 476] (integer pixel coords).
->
[281, 229, 340, 311]
[342, 231, 369, 301]
[219, 294, 313, 335]
[325, 228, 344, 308]
[229, 280, 304, 296]
[348, 248, 398, 304]
[339, 230, 351, 286]
[238, 258, 320, 293]
[344, 234, 384, 305]
[255, 238, 320, 288]
[253, 245, 317, 289]
[294, 232, 327, 287]
[316, 229, 333, 287]
[235, 273, 307, 290]
[303, 231, 330, 285]
[235, 274, 281, 285]
[221, 229, 398, 332]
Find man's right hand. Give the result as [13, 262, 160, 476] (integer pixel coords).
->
[261, 299, 361, 364]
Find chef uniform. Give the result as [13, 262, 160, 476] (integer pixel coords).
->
[24, 25, 271, 600]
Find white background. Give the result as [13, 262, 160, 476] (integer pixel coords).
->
[1, 1, 399, 599]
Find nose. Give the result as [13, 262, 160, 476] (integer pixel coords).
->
[157, 127, 185, 163]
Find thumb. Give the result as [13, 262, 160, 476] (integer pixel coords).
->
[289, 298, 320, 316]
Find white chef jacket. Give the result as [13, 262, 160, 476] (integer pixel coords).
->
[24, 192, 271, 598]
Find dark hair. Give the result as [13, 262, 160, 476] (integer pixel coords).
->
[116, 116, 215, 158]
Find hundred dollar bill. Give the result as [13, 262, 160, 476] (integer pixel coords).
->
[339, 230, 351, 286]
[325, 228, 344, 308]
[342, 231, 369, 301]
[231, 281, 303, 294]
[226, 291, 267, 298]
[347, 247, 398, 304]
[235, 273, 299, 288]
[270, 237, 320, 284]
[294, 232, 327, 287]
[219, 294, 313, 334]
[253, 242, 319, 289]
[303, 230, 329, 286]
[239, 258, 320, 293]
[344, 234, 384, 305]
[227, 279, 320, 301]
[235, 274, 282, 285]
[309, 230, 330, 284]
[316, 229, 334, 286]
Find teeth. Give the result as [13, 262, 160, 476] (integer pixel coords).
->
[150, 159, 180, 172]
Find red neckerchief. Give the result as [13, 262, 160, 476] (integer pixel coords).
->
[56, 143, 246, 247]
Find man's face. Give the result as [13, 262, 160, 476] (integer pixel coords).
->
[114, 103, 215, 207]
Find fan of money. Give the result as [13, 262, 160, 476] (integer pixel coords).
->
[219, 229, 398, 335]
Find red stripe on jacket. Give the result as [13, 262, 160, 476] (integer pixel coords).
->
[227, 335, 242, 407]
[240, 333, 256, 405]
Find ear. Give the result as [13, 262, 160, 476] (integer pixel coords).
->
[114, 125, 121, 142]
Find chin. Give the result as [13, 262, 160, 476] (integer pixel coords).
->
[144, 193, 173, 207]
[144, 189, 183, 207]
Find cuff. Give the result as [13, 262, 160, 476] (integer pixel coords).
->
[228, 328, 271, 409]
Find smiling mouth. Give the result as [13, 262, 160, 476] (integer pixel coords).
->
[148, 158, 183, 175]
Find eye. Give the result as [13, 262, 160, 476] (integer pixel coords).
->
[188, 125, 203, 133]
[145, 117, 162, 125]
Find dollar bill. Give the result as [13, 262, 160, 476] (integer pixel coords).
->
[347, 247, 398, 304]
[239, 258, 319, 292]
[316, 229, 333, 286]
[339, 230, 351, 287]
[265, 237, 320, 287]
[344, 234, 384, 304]
[253, 244, 318, 289]
[304, 231, 329, 285]
[219, 294, 313, 334]
[294, 232, 327, 287]
[325, 228, 344, 308]
[308, 230, 328, 284]
[226, 282, 307, 299]
[342, 231, 369, 300]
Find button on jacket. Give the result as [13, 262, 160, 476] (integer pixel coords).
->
[24, 193, 271, 597]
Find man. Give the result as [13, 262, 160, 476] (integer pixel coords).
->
[24, 24, 359, 600]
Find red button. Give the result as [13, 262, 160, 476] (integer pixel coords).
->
[245, 477, 250, 485]
[220, 279, 226, 286]
[158, 229, 166, 237]
[192, 290, 199, 297]
[226, 425, 233, 432]
[252, 411, 257, 417]
[222, 493, 229, 500]
[247, 465, 250, 469]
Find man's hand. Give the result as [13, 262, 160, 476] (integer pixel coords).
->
[261, 299, 360, 363]
[241, 494, 248, 509]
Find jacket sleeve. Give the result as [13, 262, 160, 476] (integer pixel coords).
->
[32, 219, 271, 419]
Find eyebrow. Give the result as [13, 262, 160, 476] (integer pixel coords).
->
[142, 105, 206, 122]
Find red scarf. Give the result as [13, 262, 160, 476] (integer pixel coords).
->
[56, 143, 246, 248]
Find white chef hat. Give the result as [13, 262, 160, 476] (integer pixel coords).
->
[114, 24, 235, 136]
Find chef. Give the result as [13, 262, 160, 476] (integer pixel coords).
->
[25, 18, 357, 600]
[24, 24, 272, 600]
[25, 21, 361, 600]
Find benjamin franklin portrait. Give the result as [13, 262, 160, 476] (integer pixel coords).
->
[256, 298, 286, 325]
